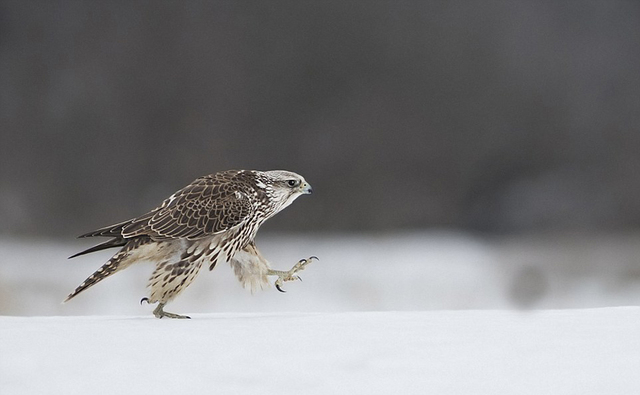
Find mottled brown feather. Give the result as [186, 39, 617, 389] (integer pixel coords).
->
[79, 171, 256, 241]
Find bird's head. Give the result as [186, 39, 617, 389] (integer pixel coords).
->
[254, 170, 312, 213]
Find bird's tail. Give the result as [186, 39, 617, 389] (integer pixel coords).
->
[64, 239, 142, 303]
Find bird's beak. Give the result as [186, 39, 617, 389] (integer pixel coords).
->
[301, 182, 313, 195]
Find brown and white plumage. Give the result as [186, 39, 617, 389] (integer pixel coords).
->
[66, 169, 315, 319]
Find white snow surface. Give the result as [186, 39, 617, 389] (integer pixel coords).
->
[2, 308, 640, 394]
[2, 232, 640, 394]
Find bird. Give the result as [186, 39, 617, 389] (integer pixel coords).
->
[65, 169, 317, 319]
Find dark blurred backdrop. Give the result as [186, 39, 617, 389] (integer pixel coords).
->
[1, 1, 640, 237]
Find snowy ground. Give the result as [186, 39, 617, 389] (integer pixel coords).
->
[2, 308, 640, 394]
[1, 232, 640, 394]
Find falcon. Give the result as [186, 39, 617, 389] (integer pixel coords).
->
[65, 170, 316, 319]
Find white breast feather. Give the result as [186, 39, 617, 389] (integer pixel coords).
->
[229, 247, 271, 293]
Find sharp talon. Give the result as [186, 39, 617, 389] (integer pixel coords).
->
[310, 256, 319, 261]
[140, 297, 149, 305]
[185, 316, 191, 319]
[276, 283, 286, 293]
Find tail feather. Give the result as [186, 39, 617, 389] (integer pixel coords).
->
[64, 237, 150, 303]
[69, 238, 127, 259]
[64, 241, 138, 302]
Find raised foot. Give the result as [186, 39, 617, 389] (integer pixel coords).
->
[268, 256, 319, 293]
[152, 302, 191, 319]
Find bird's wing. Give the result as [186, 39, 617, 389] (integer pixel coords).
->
[80, 172, 254, 241]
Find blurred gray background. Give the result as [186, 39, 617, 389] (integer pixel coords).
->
[1, 1, 640, 315]
[2, 0, 640, 237]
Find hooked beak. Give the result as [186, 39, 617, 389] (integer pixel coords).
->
[301, 182, 313, 195]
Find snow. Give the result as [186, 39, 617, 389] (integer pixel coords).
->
[2, 308, 640, 394]
[1, 232, 640, 394]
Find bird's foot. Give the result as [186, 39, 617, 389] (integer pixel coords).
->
[268, 256, 318, 292]
[152, 302, 191, 319]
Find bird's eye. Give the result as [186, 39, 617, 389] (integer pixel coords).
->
[287, 179, 298, 187]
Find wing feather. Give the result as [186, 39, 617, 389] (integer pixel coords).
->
[81, 171, 255, 241]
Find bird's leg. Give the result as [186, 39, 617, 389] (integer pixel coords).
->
[267, 256, 318, 292]
[152, 302, 191, 319]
